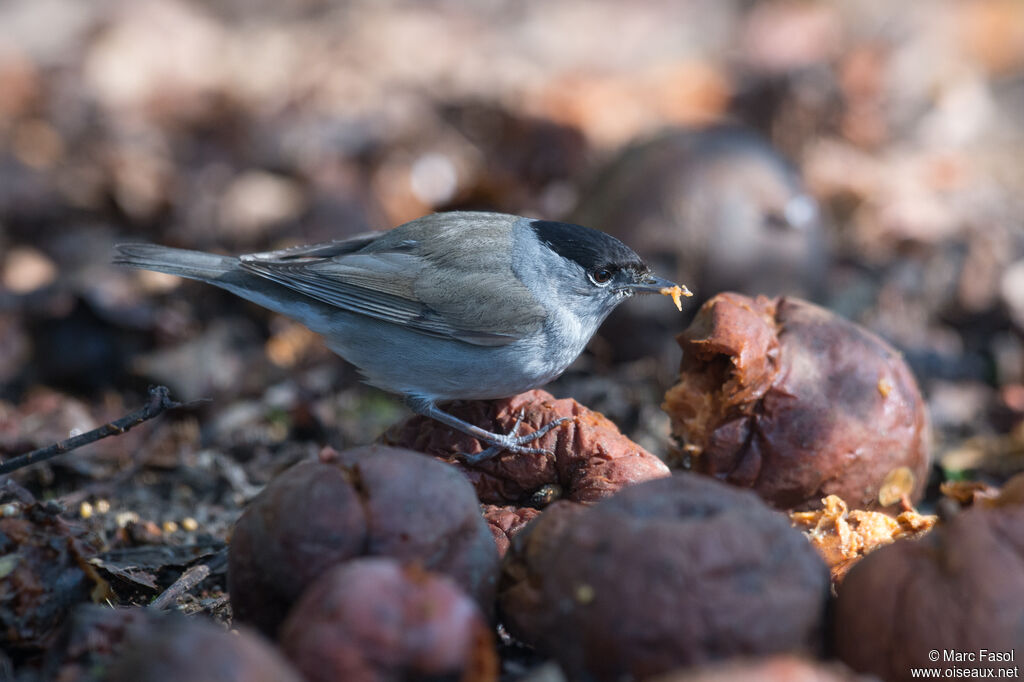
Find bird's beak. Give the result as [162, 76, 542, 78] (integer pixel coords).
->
[627, 274, 693, 311]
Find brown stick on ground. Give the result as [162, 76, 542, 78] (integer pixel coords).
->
[0, 385, 182, 476]
[150, 564, 212, 610]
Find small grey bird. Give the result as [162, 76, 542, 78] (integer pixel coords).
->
[115, 212, 688, 462]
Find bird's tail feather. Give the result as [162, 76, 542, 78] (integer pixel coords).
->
[113, 244, 239, 283]
[113, 243, 339, 333]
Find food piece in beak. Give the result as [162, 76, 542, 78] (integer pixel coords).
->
[660, 284, 692, 311]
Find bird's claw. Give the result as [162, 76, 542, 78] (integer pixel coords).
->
[458, 413, 571, 464]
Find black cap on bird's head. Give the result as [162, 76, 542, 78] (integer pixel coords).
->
[529, 219, 690, 302]
[530, 220, 646, 274]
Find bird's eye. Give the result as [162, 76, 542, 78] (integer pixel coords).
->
[589, 267, 614, 285]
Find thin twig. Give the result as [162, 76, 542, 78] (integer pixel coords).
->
[0, 386, 182, 476]
[149, 563, 211, 610]
[57, 414, 181, 509]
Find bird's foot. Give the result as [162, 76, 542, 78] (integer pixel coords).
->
[402, 396, 571, 465]
[458, 411, 570, 464]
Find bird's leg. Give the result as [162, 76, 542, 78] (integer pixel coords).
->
[404, 396, 569, 464]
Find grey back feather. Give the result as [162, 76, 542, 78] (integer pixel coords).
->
[239, 212, 546, 346]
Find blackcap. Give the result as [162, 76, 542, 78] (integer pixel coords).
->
[114, 211, 689, 462]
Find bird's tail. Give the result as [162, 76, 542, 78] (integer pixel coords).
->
[113, 244, 239, 283]
[113, 243, 340, 334]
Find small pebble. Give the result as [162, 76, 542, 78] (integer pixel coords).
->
[162, 520, 179, 534]
[95, 499, 111, 514]
[80, 501, 94, 519]
[182, 517, 199, 532]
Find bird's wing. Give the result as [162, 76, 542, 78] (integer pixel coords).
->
[242, 233, 382, 260]
[238, 225, 544, 346]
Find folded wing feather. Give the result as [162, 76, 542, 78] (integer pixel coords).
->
[238, 229, 542, 346]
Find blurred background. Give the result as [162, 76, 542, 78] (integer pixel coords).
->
[1, 0, 1023, 498]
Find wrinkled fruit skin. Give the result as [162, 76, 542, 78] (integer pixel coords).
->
[104, 614, 302, 682]
[500, 474, 829, 681]
[481, 505, 541, 558]
[228, 446, 499, 636]
[385, 389, 670, 505]
[834, 505, 1024, 681]
[664, 294, 930, 510]
[279, 558, 497, 682]
[0, 502, 103, 653]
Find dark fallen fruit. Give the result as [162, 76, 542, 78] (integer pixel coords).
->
[227, 445, 499, 637]
[500, 474, 829, 681]
[481, 505, 542, 558]
[834, 504, 1024, 682]
[279, 557, 498, 682]
[664, 293, 931, 510]
[384, 389, 670, 506]
[103, 614, 302, 682]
